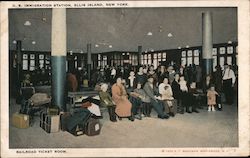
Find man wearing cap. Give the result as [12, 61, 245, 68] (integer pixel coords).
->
[143, 76, 169, 119]
[222, 64, 236, 105]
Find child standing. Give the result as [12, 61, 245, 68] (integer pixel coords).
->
[207, 85, 219, 112]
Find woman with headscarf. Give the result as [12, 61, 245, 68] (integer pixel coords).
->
[99, 83, 117, 122]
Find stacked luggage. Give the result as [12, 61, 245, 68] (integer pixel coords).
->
[38, 106, 102, 136]
[13, 86, 51, 128]
[13, 87, 102, 137]
[40, 106, 60, 133]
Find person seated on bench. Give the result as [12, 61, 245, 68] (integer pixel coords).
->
[99, 83, 117, 122]
[129, 83, 151, 119]
[112, 77, 134, 121]
[158, 78, 177, 117]
[143, 76, 169, 119]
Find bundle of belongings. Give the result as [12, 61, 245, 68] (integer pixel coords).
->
[62, 96, 102, 136]
[17, 87, 51, 127]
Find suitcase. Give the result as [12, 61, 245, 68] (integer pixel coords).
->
[84, 118, 101, 136]
[12, 113, 29, 129]
[60, 112, 71, 131]
[40, 111, 60, 133]
[44, 115, 60, 133]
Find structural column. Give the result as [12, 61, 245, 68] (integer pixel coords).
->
[138, 46, 142, 66]
[202, 11, 213, 76]
[16, 40, 22, 90]
[87, 43, 92, 80]
[51, 8, 67, 111]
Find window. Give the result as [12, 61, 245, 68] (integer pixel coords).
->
[22, 54, 28, 70]
[219, 57, 225, 69]
[30, 54, 35, 60]
[29, 54, 35, 71]
[181, 58, 186, 66]
[141, 55, 143, 60]
[39, 54, 44, 69]
[148, 58, 152, 65]
[187, 50, 193, 57]
[212, 48, 217, 55]
[23, 60, 28, 70]
[158, 53, 161, 59]
[141, 59, 144, 65]
[181, 51, 186, 57]
[39, 54, 44, 60]
[227, 56, 232, 65]
[227, 46, 233, 54]
[194, 50, 199, 56]
[220, 47, 225, 54]
[187, 57, 192, 66]
[148, 54, 151, 59]
[194, 57, 199, 65]
[162, 52, 166, 58]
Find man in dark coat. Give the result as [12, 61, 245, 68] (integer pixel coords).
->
[171, 74, 184, 114]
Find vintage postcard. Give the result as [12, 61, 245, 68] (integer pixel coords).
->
[1, 0, 249, 157]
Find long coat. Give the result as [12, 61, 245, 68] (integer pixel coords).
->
[111, 84, 132, 117]
[67, 73, 78, 92]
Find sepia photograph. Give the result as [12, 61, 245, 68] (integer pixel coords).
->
[1, 0, 249, 157]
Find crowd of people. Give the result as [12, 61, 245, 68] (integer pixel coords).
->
[67, 63, 238, 122]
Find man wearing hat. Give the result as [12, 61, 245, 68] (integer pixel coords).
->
[222, 63, 236, 105]
[143, 75, 169, 119]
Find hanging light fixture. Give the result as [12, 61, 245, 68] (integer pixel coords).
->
[186, 45, 189, 48]
[178, 46, 181, 49]
[147, 32, 153, 36]
[168, 33, 173, 37]
[13, 40, 17, 44]
[24, 21, 31, 26]
[109, 45, 112, 48]
[32, 41, 36, 45]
